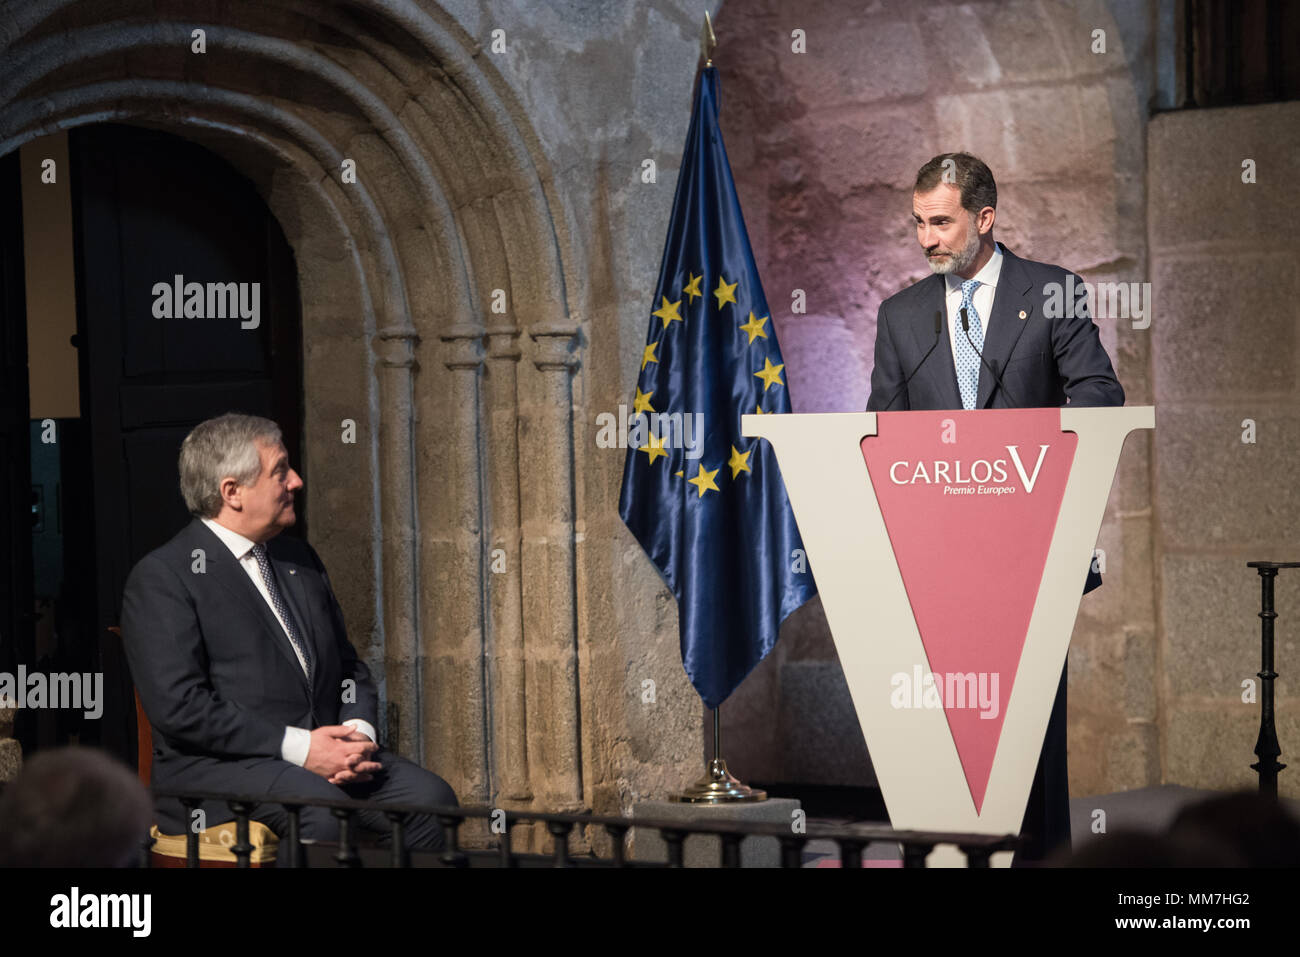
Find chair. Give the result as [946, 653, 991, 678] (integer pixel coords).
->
[110, 626, 279, 866]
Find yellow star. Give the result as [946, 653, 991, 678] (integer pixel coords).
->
[754, 356, 785, 392]
[674, 470, 684, 478]
[713, 275, 738, 310]
[632, 388, 655, 415]
[728, 444, 752, 479]
[687, 463, 720, 498]
[639, 431, 669, 465]
[754, 404, 767, 414]
[738, 312, 769, 344]
[652, 296, 683, 330]
[641, 340, 659, 371]
[682, 272, 703, 303]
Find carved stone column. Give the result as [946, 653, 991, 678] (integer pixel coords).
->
[484, 328, 531, 804]
[373, 327, 421, 759]
[431, 329, 490, 807]
[523, 327, 583, 812]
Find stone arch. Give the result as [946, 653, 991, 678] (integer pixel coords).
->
[0, 0, 585, 823]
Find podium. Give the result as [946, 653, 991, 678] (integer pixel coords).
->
[743, 406, 1154, 867]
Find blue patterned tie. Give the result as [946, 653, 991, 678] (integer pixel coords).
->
[251, 543, 312, 679]
[955, 278, 984, 410]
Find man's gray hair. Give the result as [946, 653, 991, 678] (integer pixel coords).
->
[179, 413, 283, 518]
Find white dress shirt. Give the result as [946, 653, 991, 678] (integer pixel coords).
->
[201, 518, 376, 767]
[943, 240, 1005, 366]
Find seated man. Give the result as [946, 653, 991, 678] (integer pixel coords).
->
[121, 412, 455, 857]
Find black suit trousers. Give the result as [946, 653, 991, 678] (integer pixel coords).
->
[249, 748, 459, 861]
[1014, 662, 1070, 864]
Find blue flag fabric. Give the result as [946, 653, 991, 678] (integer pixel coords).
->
[618, 67, 817, 710]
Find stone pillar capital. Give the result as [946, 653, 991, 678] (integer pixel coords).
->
[440, 329, 485, 370]
[529, 326, 581, 371]
[374, 328, 419, 368]
[486, 327, 523, 361]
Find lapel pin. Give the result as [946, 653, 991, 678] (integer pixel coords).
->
[1018, 309, 1027, 320]
[288, 569, 296, 575]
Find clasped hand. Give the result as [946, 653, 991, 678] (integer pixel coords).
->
[305, 724, 382, 785]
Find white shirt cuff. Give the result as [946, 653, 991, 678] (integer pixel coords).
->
[343, 718, 377, 744]
[281, 726, 312, 766]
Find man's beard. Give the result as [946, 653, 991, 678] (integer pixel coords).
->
[925, 218, 982, 275]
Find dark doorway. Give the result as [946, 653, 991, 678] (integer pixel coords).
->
[0, 152, 33, 716]
[5, 124, 303, 766]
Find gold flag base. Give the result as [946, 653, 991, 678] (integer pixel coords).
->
[669, 757, 767, 804]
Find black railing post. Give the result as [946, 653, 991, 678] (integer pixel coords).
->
[228, 800, 254, 868]
[383, 810, 410, 868]
[180, 797, 201, 868]
[437, 814, 468, 868]
[778, 835, 804, 868]
[547, 820, 573, 868]
[1248, 562, 1289, 797]
[331, 807, 360, 868]
[496, 817, 516, 868]
[604, 823, 629, 867]
[902, 842, 933, 868]
[284, 804, 305, 868]
[660, 828, 685, 868]
[962, 844, 991, 868]
[720, 833, 742, 868]
[838, 839, 865, 869]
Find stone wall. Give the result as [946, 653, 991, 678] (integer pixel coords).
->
[1148, 101, 1300, 799]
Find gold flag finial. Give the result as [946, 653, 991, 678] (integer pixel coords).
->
[702, 10, 717, 67]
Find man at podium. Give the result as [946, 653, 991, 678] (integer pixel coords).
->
[865, 152, 1124, 863]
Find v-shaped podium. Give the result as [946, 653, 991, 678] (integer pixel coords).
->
[742, 406, 1154, 867]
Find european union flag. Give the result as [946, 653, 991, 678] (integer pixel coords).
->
[618, 67, 816, 710]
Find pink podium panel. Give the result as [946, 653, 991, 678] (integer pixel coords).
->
[742, 407, 1154, 866]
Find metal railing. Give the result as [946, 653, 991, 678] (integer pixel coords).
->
[1247, 562, 1292, 797]
[145, 788, 1020, 868]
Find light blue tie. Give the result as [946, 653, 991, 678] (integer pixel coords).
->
[955, 279, 984, 410]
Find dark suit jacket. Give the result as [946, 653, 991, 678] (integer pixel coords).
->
[865, 244, 1124, 593]
[866, 244, 1124, 412]
[120, 518, 378, 828]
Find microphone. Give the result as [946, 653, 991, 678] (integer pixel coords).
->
[877, 310, 943, 412]
[961, 306, 1021, 409]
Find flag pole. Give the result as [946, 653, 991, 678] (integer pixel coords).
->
[702, 10, 716, 67]
[671, 703, 767, 803]
[667, 12, 767, 807]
